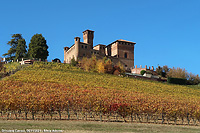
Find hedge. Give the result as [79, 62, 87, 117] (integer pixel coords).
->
[167, 77, 187, 85]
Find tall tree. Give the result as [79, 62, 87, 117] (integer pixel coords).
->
[28, 34, 49, 60]
[3, 34, 23, 61]
[15, 39, 27, 60]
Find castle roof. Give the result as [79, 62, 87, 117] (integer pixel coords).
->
[93, 44, 106, 47]
[82, 29, 94, 33]
[107, 39, 136, 46]
[117, 39, 136, 44]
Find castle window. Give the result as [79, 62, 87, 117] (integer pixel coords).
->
[124, 53, 127, 58]
[85, 46, 87, 49]
[83, 53, 85, 56]
[82, 45, 83, 48]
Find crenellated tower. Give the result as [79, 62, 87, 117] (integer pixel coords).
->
[83, 30, 94, 49]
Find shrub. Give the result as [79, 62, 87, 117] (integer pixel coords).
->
[96, 60, 105, 73]
[167, 77, 187, 85]
[79, 55, 97, 72]
[70, 57, 78, 66]
[113, 69, 120, 75]
[187, 73, 200, 85]
[104, 59, 113, 74]
[4, 62, 21, 73]
[53, 58, 61, 63]
[0, 61, 3, 72]
[79, 57, 88, 70]
[140, 70, 146, 75]
[117, 62, 125, 74]
[79, 56, 127, 76]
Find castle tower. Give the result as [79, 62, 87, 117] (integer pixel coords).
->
[74, 37, 80, 61]
[83, 30, 94, 49]
[64, 46, 69, 63]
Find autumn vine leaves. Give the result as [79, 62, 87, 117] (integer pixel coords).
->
[0, 62, 200, 124]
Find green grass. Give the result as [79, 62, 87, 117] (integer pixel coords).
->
[3, 62, 21, 73]
[0, 120, 200, 133]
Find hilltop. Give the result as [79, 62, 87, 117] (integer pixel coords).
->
[0, 62, 200, 125]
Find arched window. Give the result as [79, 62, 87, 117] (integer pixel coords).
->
[124, 53, 127, 58]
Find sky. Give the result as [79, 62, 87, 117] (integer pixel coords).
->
[0, 0, 200, 74]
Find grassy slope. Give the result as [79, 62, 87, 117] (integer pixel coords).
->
[4, 62, 200, 101]
[1, 62, 200, 132]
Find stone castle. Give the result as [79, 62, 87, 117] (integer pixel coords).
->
[64, 30, 136, 70]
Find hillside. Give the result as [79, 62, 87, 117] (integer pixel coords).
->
[0, 62, 200, 125]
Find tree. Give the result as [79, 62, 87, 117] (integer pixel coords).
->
[28, 34, 49, 60]
[70, 57, 78, 66]
[3, 34, 24, 61]
[163, 65, 169, 74]
[187, 73, 200, 85]
[156, 66, 163, 76]
[15, 39, 27, 60]
[167, 67, 188, 79]
[156, 65, 169, 77]
[140, 70, 146, 75]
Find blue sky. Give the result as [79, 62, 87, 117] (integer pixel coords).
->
[0, 0, 200, 74]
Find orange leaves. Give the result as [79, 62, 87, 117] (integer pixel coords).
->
[0, 62, 200, 122]
[0, 79, 200, 121]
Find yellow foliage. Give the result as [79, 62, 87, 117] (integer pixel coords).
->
[97, 60, 105, 73]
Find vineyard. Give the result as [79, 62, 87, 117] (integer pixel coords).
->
[0, 62, 200, 125]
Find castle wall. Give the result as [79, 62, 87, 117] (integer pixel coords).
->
[105, 45, 111, 56]
[64, 47, 69, 63]
[111, 42, 118, 57]
[93, 44, 106, 55]
[78, 43, 92, 58]
[118, 58, 134, 69]
[64, 45, 76, 63]
[131, 65, 157, 75]
[132, 68, 146, 74]
[107, 57, 134, 70]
